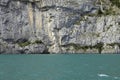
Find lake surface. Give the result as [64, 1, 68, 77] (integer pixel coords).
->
[0, 54, 120, 80]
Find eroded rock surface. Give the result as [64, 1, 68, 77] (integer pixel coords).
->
[0, 0, 120, 54]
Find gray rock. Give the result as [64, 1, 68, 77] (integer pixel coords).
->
[0, 0, 9, 6]
[0, 0, 120, 54]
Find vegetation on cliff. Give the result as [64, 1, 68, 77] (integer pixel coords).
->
[110, 0, 120, 8]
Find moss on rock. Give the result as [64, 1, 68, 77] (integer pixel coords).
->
[62, 42, 104, 53]
[18, 41, 31, 47]
[110, 0, 120, 8]
[18, 40, 43, 47]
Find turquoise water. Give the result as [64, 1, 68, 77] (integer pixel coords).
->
[0, 54, 120, 80]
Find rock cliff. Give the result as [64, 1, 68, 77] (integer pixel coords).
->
[0, 0, 120, 54]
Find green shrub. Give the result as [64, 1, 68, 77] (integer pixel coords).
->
[110, 0, 120, 8]
[32, 40, 43, 44]
[63, 42, 104, 53]
[107, 43, 120, 48]
[18, 41, 31, 47]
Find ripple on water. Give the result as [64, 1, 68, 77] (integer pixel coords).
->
[98, 74, 120, 80]
[97, 74, 109, 77]
[114, 77, 118, 79]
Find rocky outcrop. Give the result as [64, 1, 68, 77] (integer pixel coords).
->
[0, 0, 120, 54]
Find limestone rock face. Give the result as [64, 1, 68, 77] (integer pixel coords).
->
[0, 0, 120, 54]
